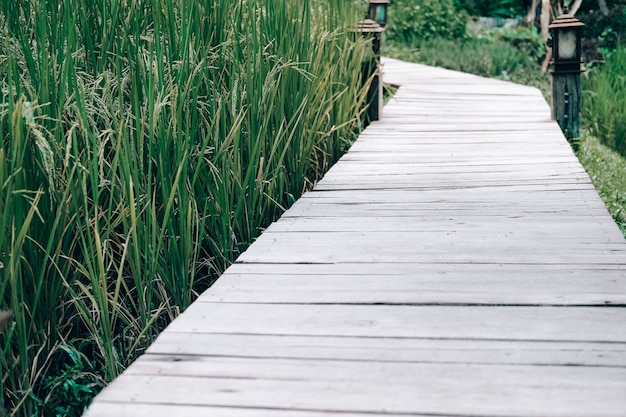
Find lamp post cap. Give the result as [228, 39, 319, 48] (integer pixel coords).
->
[549, 11, 585, 29]
[369, 0, 390, 4]
[355, 19, 385, 33]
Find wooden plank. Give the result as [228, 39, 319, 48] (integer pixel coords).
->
[322, 158, 587, 169]
[90, 362, 626, 417]
[345, 141, 572, 151]
[236, 231, 626, 264]
[326, 161, 587, 174]
[266, 216, 620, 237]
[167, 303, 626, 343]
[297, 187, 604, 201]
[313, 181, 594, 192]
[370, 116, 553, 124]
[282, 209, 612, 219]
[224, 262, 626, 276]
[355, 124, 558, 132]
[85, 403, 423, 417]
[316, 174, 591, 187]
[338, 154, 580, 164]
[147, 333, 626, 367]
[201, 271, 626, 305]
[264, 217, 623, 242]
[313, 182, 594, 192]
[125, 355, 626, 380]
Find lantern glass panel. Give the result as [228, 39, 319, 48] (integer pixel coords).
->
[557, 29, 577, 60]
[374, 5, 386, 23]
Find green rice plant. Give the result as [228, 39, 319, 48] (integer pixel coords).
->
[583, 43, 626, 157]
[0, 0, 367, 415]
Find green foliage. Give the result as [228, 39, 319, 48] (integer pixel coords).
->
[38, 346, 102, 417]
[454, 0, 526, 18]
[583, 43, 626, 157]
[417, 37, 530, 76]
[0, 0, 366, 415]
[386, 0, 467, 45]
[576, 134, 626, 238]
[579, 6, 626, 61]
[385, 31, 549, 99]
[496, 25, 546, 63]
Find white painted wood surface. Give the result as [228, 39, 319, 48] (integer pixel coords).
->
[85, 57, 626, 417]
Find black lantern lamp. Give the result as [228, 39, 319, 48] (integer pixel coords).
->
[548, 5, 585, 139]
[548, 5, 585, 73]
[354, 19, 385, 123]
[368, 0, 390, 28]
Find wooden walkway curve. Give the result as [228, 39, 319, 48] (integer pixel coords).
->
[85, 58, 626, 417]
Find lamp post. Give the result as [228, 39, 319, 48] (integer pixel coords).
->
[549, 5, 585, 139]
[367, 0, 390, 28]
[356, 19, 385, 123]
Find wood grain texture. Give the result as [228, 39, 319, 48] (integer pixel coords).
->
[85, 403, 430, 417]
[91, 366, 626, 417]
[84, 57, 626, 417]
[146, 333, 626, 367]
[166, 303, 626, 343]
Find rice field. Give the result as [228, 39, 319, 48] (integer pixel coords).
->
[583, 43, 626, 158]
[0, 0, 368, 415]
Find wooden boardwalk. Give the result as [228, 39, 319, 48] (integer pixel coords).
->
[85, 58, 626, 417]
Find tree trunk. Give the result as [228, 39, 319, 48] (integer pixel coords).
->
[540, 0, 551, 42]
[598, 0, 609, 15]
[526, 0, 541, 25]
[569, 0, 584, 15]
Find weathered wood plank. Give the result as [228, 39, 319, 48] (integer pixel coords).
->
[91, 363, 626, 417]
[296, 187, 603, 201]
[86, 403, 424, 417]
[201, 270, 626, 305]
[236, 231, 626, 264]
[167, 303, 626, 343]
[322, 158, 583, 170]
[224, 262, 626, 276]
[147, 333, 626, 367]
[265, 216, 620, 238]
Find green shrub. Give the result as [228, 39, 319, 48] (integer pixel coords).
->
[584, 43, 626, 157]
[495, 25, 546, 64]
[386, 0, 467, 45]
[576, 134, 626, 238]
[453, 0, 526, 18]
[400, 37, 534, 77]
[579, 6, 626, 60]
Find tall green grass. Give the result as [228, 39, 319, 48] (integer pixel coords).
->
[0, 0, 367, 415]
[584, 43, 626, 158]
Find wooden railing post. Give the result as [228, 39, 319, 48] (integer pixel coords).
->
[551, 72, 582, 139]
